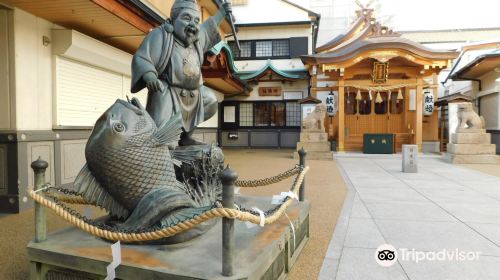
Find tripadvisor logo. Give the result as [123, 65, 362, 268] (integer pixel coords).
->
[375, 244, 481, 267]
[375, 244, 398, 267]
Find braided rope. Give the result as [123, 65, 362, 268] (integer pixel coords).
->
[235, 166, 300, 187]
[45, 192, 92, 205]
[28, 166, 309, 242]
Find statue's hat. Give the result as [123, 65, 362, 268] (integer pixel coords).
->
[171, 0, 200, 12]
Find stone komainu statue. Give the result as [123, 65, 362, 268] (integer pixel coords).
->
[456, 102, 485, 132]
[302, 104, 327, 132]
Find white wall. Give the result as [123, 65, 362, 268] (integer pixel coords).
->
[0, 8, 13, 130]
[232, 0, 311, 24]
[235, 58, 307, 73]
[7, 8, 148, 129]
[13, 8, 54, 130]
[197, 90, 224, 128]
[479, 93, 499, 130]
[478, 70, 500, 98]
[227, 80, 309, 102]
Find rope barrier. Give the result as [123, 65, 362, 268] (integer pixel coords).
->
[235, 166, 300, 187]
[45, 192, 93, 206]
[28, 166, 309, 242]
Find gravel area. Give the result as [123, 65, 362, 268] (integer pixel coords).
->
[224, 149, 347, 280]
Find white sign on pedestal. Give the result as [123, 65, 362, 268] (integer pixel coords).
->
[402, 145, 418, 173]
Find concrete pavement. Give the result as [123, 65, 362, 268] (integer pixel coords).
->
[319, 154, 500, 280]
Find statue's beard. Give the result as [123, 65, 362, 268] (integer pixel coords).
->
[183, 25, 198, 45]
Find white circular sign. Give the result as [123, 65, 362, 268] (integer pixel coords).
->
[375, 244, 398, 267]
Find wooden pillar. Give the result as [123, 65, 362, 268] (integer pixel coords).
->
[311, 71, 318, 98]
[338, 79, 345, 152]
[416, 78, 423, 152]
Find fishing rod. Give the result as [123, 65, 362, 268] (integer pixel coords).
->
[221, 0, 241, 52]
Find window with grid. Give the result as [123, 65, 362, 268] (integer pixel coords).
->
[286, 102, 301, 127]
[270, 102, 285, 126]
[255, 103, 270, 126]
[239, 103, 253, 126]
[273, 40, 290, 57]
[255, 41, 272, 57]
[229, 41, 251, 58]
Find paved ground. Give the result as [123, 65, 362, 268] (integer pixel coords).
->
[319, 154, 500, 280]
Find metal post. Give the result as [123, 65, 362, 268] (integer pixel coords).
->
[220, 165, 238, 276]
[298, 148, 307, 202]
[31, 157, 48, 243]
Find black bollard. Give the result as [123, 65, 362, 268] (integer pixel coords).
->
[298, 148, 307, 202]
[220, 165, 238, 276]
[31, 157, 48, 243]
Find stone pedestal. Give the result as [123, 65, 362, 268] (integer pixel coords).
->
[27, 196, 310, 280]
[447, 132, 500, 164]
[294, 131, 332, 160]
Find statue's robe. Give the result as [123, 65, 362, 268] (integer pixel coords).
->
[131, 18, 221, 132]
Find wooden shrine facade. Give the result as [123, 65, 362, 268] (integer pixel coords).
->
[301, 7, 458, 152]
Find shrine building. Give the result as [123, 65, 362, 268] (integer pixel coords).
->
[301, 8, 458, 152]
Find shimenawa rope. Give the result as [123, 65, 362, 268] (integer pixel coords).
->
[28, 166, 309, 242]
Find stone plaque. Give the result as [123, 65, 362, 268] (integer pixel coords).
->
[402, 144, 418, 173]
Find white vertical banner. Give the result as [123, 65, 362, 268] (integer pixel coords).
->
[409, 89, 417, 111]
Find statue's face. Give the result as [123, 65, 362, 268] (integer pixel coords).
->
[173, 8, 201, 46]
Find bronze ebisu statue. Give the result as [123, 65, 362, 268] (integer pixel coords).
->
[131, 0, 232, 146]
[72, 0, 236, 244]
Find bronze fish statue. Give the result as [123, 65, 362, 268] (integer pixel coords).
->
[74, 98, 205, 230]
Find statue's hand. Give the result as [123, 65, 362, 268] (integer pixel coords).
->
[143, 72, 164, 93]
[147, 79, 164, 93]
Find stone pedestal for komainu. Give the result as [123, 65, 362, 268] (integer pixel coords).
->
[294, 104, 333, 160]
[446, 102, 500, 164]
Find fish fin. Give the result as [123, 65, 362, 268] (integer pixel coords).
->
[153, 112, 183, 146]
[74, 164, 129, 219]
[121, 187, 197, 230]
[170, 148, 202, 165]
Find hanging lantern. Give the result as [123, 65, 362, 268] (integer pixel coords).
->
[423, 89, 434, 116]
[397, 88, 404, 100]
[326, 90, 338, 117]
[375, 91, 383, 103]
[356, 89, 362, 100]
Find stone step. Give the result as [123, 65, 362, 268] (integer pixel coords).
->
[296, 142, 331, 152]
[446, 154, 500, 164]
[456, 128, 487, 134]
[300, 132, 328, 142]
[451, 133, 491, 144]
[293, 151, 333, 160]
[447, 143, 497, 155]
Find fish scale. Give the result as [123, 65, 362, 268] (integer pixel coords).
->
[76, 99, 203, 226]
[87, 130, 178, 211]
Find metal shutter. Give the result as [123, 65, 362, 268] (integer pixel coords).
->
[56, 56, 124, 127]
